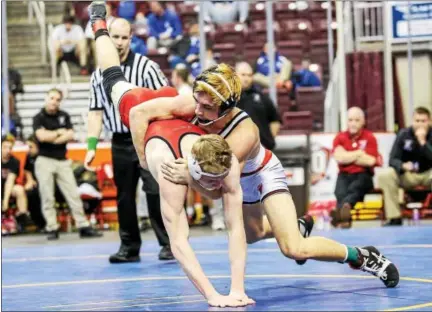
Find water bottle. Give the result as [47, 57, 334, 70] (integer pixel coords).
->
[413, 208, 420, 225]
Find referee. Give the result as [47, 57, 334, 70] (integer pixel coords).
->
[84, 18, 173, 263]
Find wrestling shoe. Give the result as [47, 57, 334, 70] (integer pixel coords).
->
[89, 1, 107, 30]
[350, 246, 399, 288]
[296, 215, 314, 265]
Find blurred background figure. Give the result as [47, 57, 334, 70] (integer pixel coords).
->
[171, 64, 192, 96]
[51, 15, 88, 75]
[378, 107, 432, 226]
[331, 107, 378, 229]
[203, 1, 249, 25]
[23, 135, 46, 231]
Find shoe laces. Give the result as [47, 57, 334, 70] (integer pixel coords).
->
[360, 249, 389, 280]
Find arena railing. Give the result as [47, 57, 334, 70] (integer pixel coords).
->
[353, 1, 384, 44]
[28, 1, 47, 64]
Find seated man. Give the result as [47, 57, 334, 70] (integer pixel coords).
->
[378, 106, 432, 226]
[203, 1, 249, 25]
[24, 135, 46, 230]
[290, 58, 321, 100]
[331, 107, 378, 228]
[89, 3, 254, 307]
[1, 134, 32, 229]
[253, 43, 292, 91]
[146, 1, 182, 50]
[52, 15, 88, 75]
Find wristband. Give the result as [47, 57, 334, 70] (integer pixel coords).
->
[87, 137, 98, 151]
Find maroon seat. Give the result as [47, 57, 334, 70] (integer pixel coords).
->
[274, 2, 297, 21]
[214, 23, 248, 48]
[146, 52, 170, 71]
[279, 20, 312, 50]
[249, 20, 281, 43]
[242, 42, 263, 65]
[249, 2, 266, 21]
[277, 40, 304, 64]
[295, 87, 325, 131]
[176, 3, 198, 27]
[281, 111, 313, 131]
[213, 43, 237, 65]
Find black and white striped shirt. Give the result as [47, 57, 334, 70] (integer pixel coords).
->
[89, 51, 168, 133]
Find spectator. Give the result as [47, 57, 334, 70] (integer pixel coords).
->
[253, 43, 293, 91]
[23, 135, 46, 230]
[171, 65, 192, 96]
[130, 35, 148, 55]
[33, 88, 102, 240]
[146, 1, 183, 50]
[65, 1, 91, 28]
[190, 40, 217, 78]
[291, 59, 321, 88]
[52, 15, 88, 75]
[168, 22, 200, 69]
[377, 107, 432, 226]
[331, 107, 378, 229]
[1, 134, 32, 229]
[108, 1, 149, 22]
[203, 1, 249, 25]
[236, 61, 281, 151]
[8, 65, 24, 138]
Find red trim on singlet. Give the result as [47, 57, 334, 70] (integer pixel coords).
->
[241, 149, 273, 177]
[144, 119, 207, 159]
[118, 86, 178, 128]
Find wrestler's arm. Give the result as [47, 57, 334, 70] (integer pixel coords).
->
[129, 94, 195, 168]
[220, 157, 249, 297]
[158, 177, 220, 301]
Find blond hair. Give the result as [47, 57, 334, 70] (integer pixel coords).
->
[191, 134, 232, 174]
[193, 63, 242, 108]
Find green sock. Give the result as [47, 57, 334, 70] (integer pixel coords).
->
[345, 246, 359, 263]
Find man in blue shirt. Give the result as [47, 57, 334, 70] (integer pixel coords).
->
[253, 43, 292, 90]
[146, 1, 183, 50]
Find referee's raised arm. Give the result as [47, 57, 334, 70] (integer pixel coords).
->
[84, 17, 173, 263]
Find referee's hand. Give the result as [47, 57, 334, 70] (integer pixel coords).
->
[84, 150, 96, 172]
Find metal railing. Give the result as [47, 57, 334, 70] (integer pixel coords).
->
[324, 55, 340, 133]
[353, 1, 384, 44]
[28, 1, 47, 64]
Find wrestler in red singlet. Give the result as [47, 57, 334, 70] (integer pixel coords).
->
[118, 86, 206, 158]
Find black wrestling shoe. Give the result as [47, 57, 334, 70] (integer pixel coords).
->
[296, 215, 314, 265]
[350, 246, 399, 288]
[79, 226, 103, 238]
[89, 1, 107, 26]
[109, 247, 141, 264]
[158, 245, 174, 261]
[47, 230, 59, 241]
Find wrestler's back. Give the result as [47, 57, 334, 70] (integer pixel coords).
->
[144, 119, 206, 182]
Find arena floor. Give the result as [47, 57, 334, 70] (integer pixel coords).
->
[2, 223, 432, 311]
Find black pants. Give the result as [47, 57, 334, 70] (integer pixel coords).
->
[112, 133, 169, 253]
[334, 172, 374, 209]
[26, 187, 46, 229]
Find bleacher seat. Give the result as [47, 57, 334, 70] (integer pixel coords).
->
[214, 23, 248, 49]
[146, 51, 170, 71]
[248, 2, 266, 21]
[274, 2, 297, 21]
[295, 87, 325, 131]
[249, 20, 280, 43]
[176, 3, 198, 27]
[281, 111, 313, 131]
[213, 43, 237, 65]
[242, 42, 263, 65]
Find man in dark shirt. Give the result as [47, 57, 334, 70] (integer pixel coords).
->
[33, 88, 102, 240]
[1, 134, 31, 227]
[377, 106, 432, 226]
[235, 61, 281, 150]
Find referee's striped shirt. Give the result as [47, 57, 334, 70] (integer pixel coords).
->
[89, 51, 168, 133]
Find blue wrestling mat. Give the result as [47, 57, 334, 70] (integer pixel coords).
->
[2, 226, 432, 311]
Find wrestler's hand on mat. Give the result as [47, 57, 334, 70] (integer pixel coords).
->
[207, 293, 248, 308]
[161, 158, 189, 185]
[84, 150, 96, 171]
[229, 291, 256, 305]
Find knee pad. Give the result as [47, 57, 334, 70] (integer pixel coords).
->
[102, 66, 129, 101]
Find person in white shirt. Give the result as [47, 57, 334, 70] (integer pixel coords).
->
[52, 16, 88, 75]
[171, 64, 193, 96]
